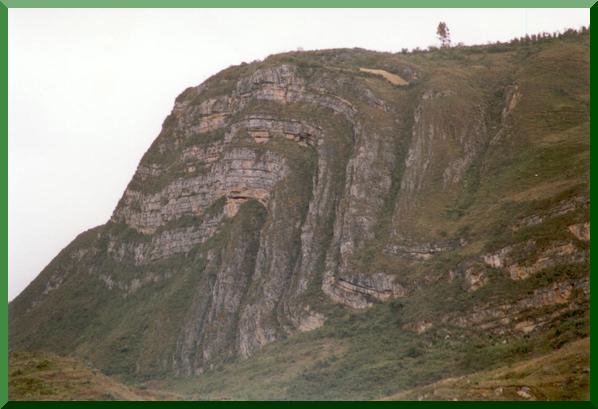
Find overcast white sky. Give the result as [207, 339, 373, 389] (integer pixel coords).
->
[8, 8, 589, 301]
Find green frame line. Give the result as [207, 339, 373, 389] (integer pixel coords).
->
[0, 1, 594, 407]
[1, 0, 596, 7]
[1, 1, 7, 408]
[0, 401, 598, 408]
[590, 3, 596, 408]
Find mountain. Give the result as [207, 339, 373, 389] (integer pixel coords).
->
[9, 31, 589, 400]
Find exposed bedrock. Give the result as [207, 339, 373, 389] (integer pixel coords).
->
[9, 46, 590, 379]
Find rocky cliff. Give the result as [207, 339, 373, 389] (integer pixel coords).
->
[9, 33, 589, 397]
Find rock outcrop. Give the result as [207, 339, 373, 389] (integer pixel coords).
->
[9, 42, 590, 381]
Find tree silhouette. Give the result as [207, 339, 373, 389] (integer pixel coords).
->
[437, 22, 451, 48]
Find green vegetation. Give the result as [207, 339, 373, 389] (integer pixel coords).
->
[156, 290, 587, 400]
[8, 29, 589, 400]
[384, 337, 589, 401]
[9, 351, 180, 400]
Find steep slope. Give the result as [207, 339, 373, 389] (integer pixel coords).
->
[9, 32, 589, 399]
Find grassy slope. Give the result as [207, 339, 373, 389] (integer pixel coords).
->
[9, 337, 588, 401]
[149, 295, 586, 400]
[8, 351, 182, 401]
[383, 337, 589, 401]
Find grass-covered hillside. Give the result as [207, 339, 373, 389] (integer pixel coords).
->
[9, 29, 590, 400]
[9, 352, 181, 400]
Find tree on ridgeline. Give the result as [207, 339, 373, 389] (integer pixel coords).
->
[436, 22, 451, 48]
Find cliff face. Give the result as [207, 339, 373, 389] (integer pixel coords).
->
[9, 35, 589, 389]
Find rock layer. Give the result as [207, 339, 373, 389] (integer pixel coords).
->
[9, 44, 590, 379]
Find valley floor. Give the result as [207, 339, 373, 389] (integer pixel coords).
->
[9, 337, 589, 400]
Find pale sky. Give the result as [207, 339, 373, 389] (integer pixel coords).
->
[8, 8, 589, 301]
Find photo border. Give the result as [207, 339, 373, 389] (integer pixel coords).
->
[0, 1, 594, 406]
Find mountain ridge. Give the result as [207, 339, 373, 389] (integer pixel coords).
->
[9, 31, 589, 399]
